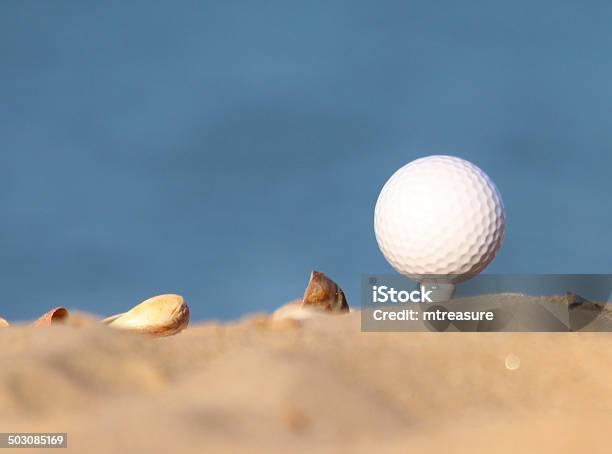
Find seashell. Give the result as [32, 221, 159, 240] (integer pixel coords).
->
[273, 271, 349, 320]
[301, 271, 349, 313]
[272, 300, 327, 321]
[31, 307, 69, 326]
[0, 317, 9, 328]
[101, 294, 189, 336]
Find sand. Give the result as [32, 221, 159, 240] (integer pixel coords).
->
[1, 309, 612, 453]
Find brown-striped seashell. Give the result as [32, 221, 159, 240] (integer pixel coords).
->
[0, 317, 9, 328]
[273, 271, 349, 320]
[301, 271, 349, 313]
[31, 307, 69, 326]
[101, 294, 189, 336]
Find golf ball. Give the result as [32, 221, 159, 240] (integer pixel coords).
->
[374, 155, 505, 283]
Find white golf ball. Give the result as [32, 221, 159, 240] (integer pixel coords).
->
[374, 155, 505, 283]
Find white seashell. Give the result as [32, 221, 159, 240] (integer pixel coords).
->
[272, 301, 326, 321]
[0, 317, 8, 328]
[102, 294, 190, 337]
[31, 307, 69, 326]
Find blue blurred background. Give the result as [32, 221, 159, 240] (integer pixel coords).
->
[1, 1, 610, 321]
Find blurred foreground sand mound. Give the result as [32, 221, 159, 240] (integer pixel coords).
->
[1, 311, 612, 453]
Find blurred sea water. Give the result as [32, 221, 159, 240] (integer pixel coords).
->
[0, 1, 611, 320]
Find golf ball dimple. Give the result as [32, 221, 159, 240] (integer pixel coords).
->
[374, 155, 505, 283]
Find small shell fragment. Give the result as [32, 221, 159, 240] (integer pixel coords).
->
[0, 317, 9, 328]
[301, 271, 349, 313]
[273, 271, 349, 320]
[102, 294, 190, 337]
[31, 307, 69, 326]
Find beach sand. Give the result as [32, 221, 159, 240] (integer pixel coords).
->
[1, 309, 611, 453]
